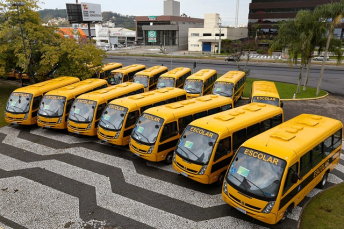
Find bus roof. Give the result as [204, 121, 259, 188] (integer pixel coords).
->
[111, 64, 146, 74]
[75, 82, 144, 102]
[136, 65, 168, 76]
[101, 62, 123, 71]
[13, 77, 79, 96]
[189, 103, 283, 135]
[252, 81, 280, 98]
[160, 67, 191, 78]
[144, 94, 231, 123]
[110, 87, 186, 110]
[186, 69, 216, 81]
[45, 79, 107, 98]
[242, 114, 343, 162]
[216, 71, 245, 84]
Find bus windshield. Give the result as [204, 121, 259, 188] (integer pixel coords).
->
[6, 92, 32, 114]
[133, 75, 149, 88]
[184, 79, 203, 94]
[213, 82, 234, 97]
[69, 99, 96, 123]
[110, 72, 123, 85]
[38, 95, 66, 117]
[157, 77, 175, 88]
[175, 126, 218, 165]
[131, 113, 164, 145]
[226, 147, 286, 201]
[253, 96, 280, 107]
[99, 105, 128, 131]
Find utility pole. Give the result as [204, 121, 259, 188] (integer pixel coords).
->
[218, 19, 222, 54]
[170, 36, 173, 69]
[235, 0, 239, 28]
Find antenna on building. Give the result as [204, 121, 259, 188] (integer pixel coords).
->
[235, 0, 239, 28]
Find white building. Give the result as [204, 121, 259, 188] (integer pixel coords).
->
[93, 24, 136, 49]
[164, 0, 180, 16]
[188, 14, 248, 52]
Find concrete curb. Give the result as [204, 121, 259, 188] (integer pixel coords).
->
[297, 182, 342, 229]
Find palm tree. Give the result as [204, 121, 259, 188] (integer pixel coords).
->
[314, 1, 344, 96]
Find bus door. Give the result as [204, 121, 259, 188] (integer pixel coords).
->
[149, 77, 156, 91]
[123, 109, 140, 144]
[156, 121, 179, 162]
[209, 137, 232, 182]
[94, 103, 107, 134]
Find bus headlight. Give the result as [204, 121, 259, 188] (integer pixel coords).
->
[262, 201, 275, 214]
[114, 132, 120, 139]
[86, 123, 92, 130]
[147, 145, 154, 154]
[24, 113, 28, 120]
[67, 120, 70, 126]
[223, 180, 228, 195]
[57, 117, 62, 124]
[198, 165, 207, 175]
[4, 111, 7, 118]
[173, 152, 176, 162]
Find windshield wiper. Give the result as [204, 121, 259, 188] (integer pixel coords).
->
[40, 108, 58, 116]
[175, 147, 190, 159]
[215, 91, 231, 97]
[185, 88, 200, 93]
[72, 112, 89, 122]
[243, 177, 267, 199]
[12, 105, 25, 112]
[100, 118, 117, 129]
[230, 173, 249, 193]
[133, 130, 151, 144]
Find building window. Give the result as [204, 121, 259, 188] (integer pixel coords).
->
[203, 33, 212, 36]
[191, 33, 199, 36]
[190, 44, 199, 47]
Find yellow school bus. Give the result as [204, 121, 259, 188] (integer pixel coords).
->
[212, 71, 246, 103]
[5, 77, 80, 125]
[222, 114, 342, 224]
[37, 79, 108, 129]
[173, 103, 283, 185]
[184, 69, 217, 99]
[108, 64, 146, 85]
[133, 66, 168, 91]
[91, 62, 123, 81]
[129, 94, 233, 164]
[250, 81, 283, 107]
[157, 67, 191, 89]
[97, 88, 186, 146]
[67, 83, 145, 136]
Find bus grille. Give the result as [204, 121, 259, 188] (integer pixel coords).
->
[6, 117, 23, 121]
[68, 125, 87, 131]
[131, 144, 147, 154]
[229, 194, 261, 212]
[39, 120, 58, 124]
[176, 162, 198, 174]
[98, 131, 115, 140]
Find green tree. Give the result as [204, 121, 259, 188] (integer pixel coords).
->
[314, 0, 344, 95]
[0, 0, 105, 84]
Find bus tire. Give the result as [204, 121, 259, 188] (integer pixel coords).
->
[164, 151, 173, 165]
[280, 204, 293, 223]
[216, 172, 225, 186]
[317, 171, 329, 189]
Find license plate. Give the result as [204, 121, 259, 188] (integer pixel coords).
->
[180, 172, 188, 177]
[135, 153, 140, 157]
[236, 206, 246, 214]
[74, 131, 79, 134]
[12, 122, 17, 124]
[45, 126, 50, 128]
[102, 139, 108, 143]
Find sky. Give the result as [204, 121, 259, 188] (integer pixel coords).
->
[38, 0, 251, 26]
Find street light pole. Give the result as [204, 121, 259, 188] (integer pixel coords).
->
[12, 2, 28, 61]
[218, 18, 222, 54]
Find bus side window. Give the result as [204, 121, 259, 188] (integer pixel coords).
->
[96, 103, 106, 120]
[333, 129, 342, 149]
[140, 105, 152, 114]
[283, 162, 299, 195]
[101, 83, 108, 89]
[272, 114, 283, 127]
[160, 121, 178, 142]
[123, 74, 129, 82]
[166, 97, 177, 103]
[32, 96, 42, 110]
[232, 129, 246, 152]
[221, 104, 232, 111]
[311, 143, 323, 168]
[323, 136, 332, 158]
[128, 72, 135, 81]
[261, 119, 272, 131]
[300, 151, 312, 178]
[214, 137, 231, 162]
[178, 115, 193, 134]
[208, 107, 220, 115]
[65, 99, 74, 114]
[153, 101, 165, 106]
[177, 95, 186, 101]
[125, 110, 139, 128]
[99, 72, 105, 79]
[154, 73, 159, 82]
[194, 111, 207, 119]
[247, 123, 259, 139]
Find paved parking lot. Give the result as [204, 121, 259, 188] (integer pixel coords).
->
[0, 96, 343, 229]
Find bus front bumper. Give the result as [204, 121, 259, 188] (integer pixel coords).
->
[67, 122, 95, 136]
[37, 116, 65, 129]
[5, 113, 32, 125]
[97, 132, 124, 145]
[221, 192, 277, 225]
[129, 141, 157, 162]
[172, 162, 210, 184]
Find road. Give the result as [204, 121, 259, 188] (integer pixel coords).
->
[105, 56, 344, 95]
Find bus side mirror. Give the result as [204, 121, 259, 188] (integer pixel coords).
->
[281, 101, 284, 108]
[291, 173, 299, 183]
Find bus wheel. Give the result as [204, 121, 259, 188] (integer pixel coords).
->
[164, 152, 173, 165]
[280, 205, 293, 223]
[216, 172, 225, 186]
[317, 171, 329, 189]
